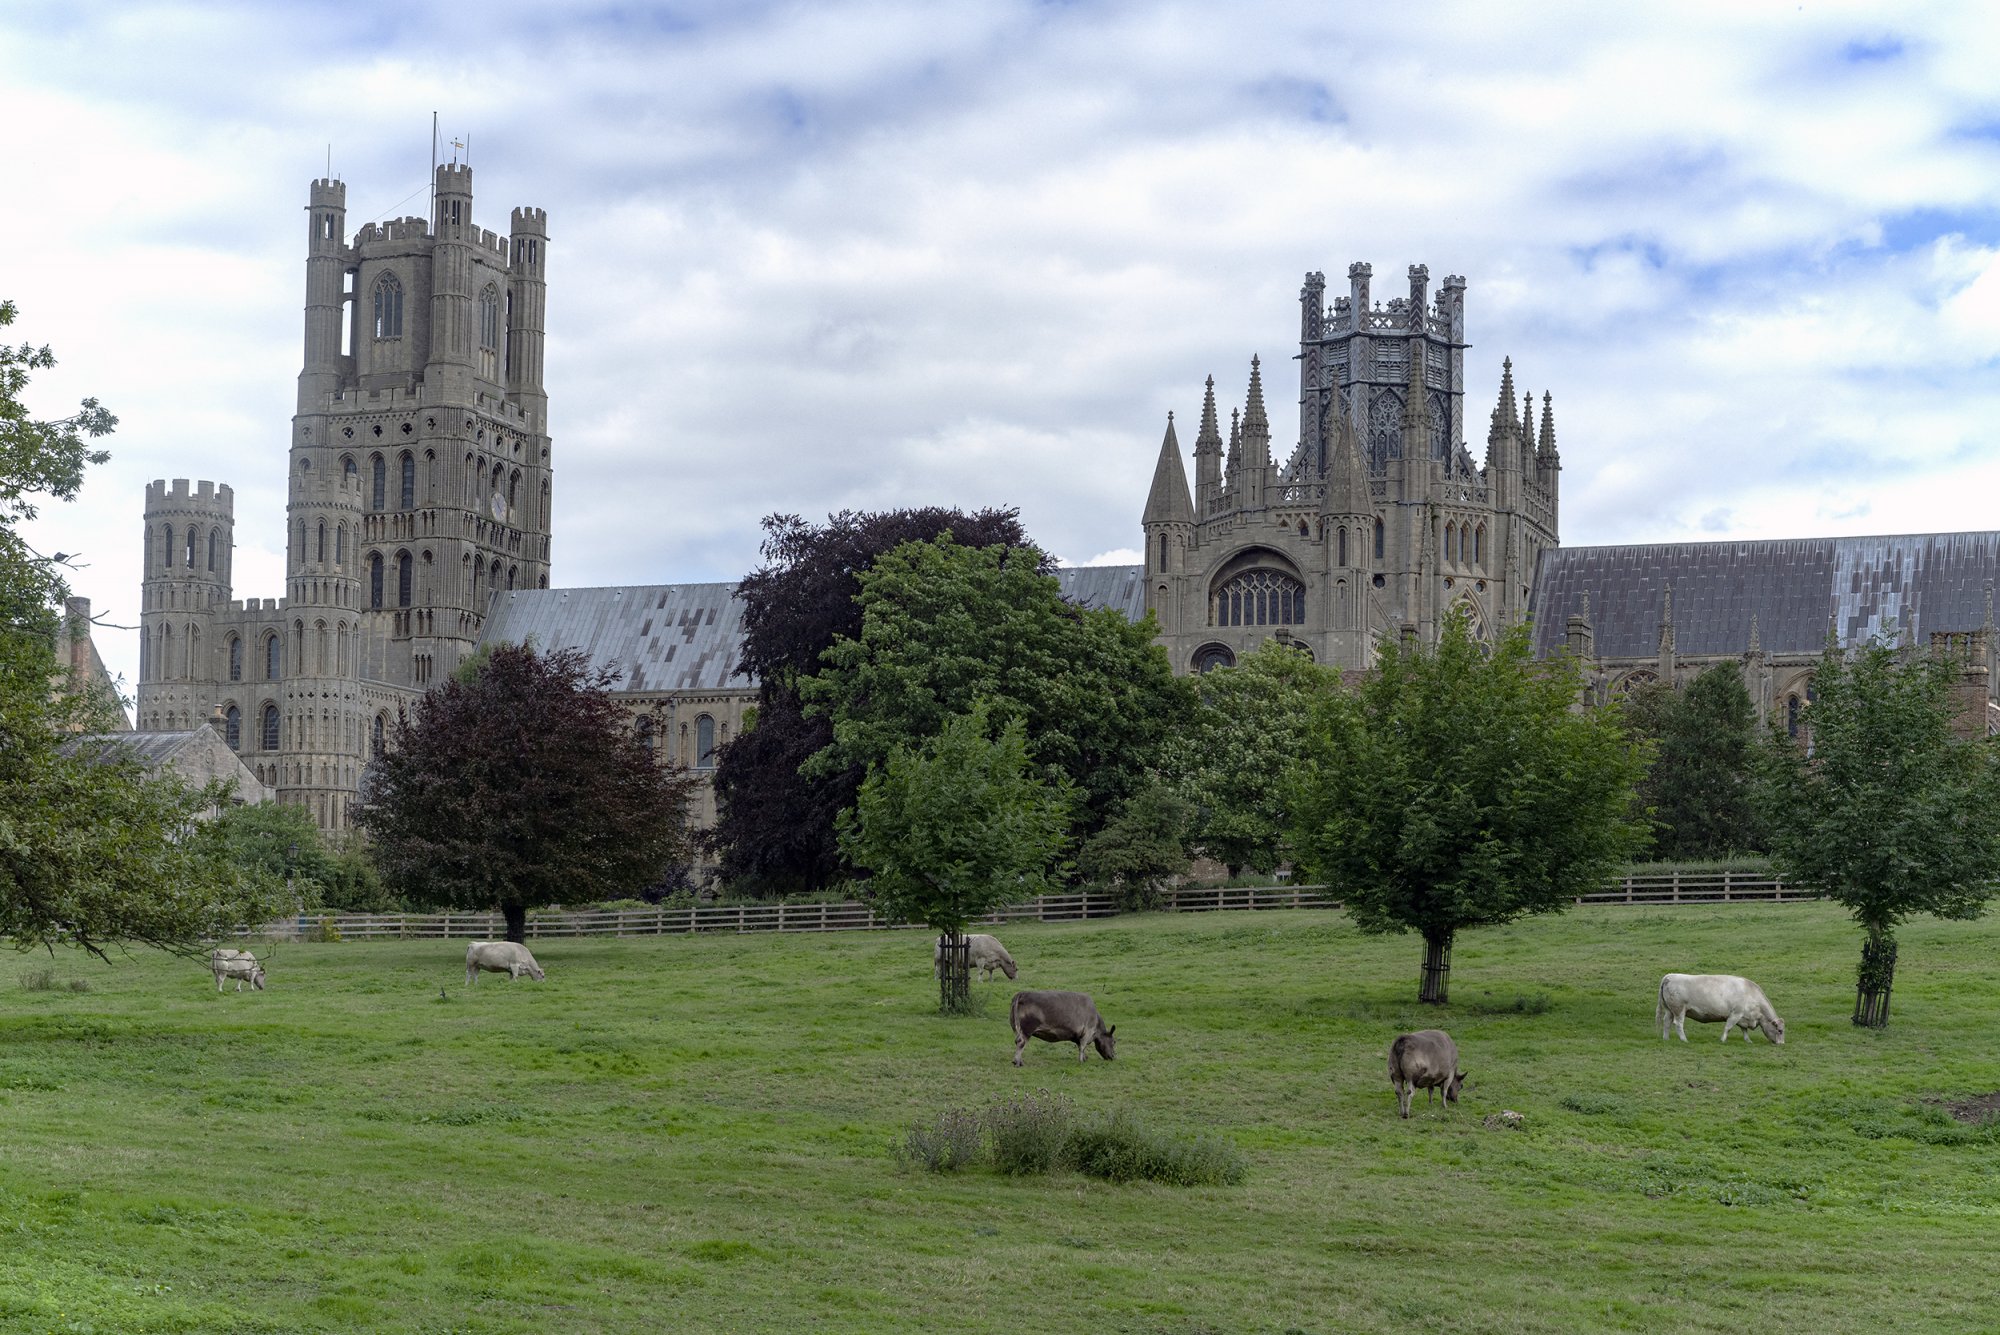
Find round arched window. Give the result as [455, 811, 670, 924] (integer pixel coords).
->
[1191, 643, 1237, 674]
[1213, 570, 1305, 627]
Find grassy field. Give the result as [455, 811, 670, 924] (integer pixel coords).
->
[2, 903, 1998, 1334]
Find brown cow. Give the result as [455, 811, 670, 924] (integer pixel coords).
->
[1387, 1029, 1465, 1118]
[1010, 990, 1115, 1066]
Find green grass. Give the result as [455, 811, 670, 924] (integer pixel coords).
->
[1, 904, 1997, 1333]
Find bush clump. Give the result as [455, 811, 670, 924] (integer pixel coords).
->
[894, 1094, 1244, 1186]
[895, 1106, 984, 1172]
[986, 1089, 1075, 1175]
[1062, 1108, 1247, 1186]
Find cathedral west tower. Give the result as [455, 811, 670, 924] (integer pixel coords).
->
[138, 164, 554, 832]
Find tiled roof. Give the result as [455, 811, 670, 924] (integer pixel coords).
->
[1531, 533, 2000, 659]
[479, 584, 752, 693]
[59, 730, 203, 768]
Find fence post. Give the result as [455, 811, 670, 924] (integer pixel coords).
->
[1672, 873, 1681, 905]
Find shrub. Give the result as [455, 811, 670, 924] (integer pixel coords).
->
[895, 1106, 983, 1173]
[66, 977, 91, 993]
[1062, 1109, 1247, 1187]
[986, 1089, 1075, 1175]
[19, 967, 55, 992]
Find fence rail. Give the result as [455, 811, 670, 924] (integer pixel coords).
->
[243, 875, 1805, 942]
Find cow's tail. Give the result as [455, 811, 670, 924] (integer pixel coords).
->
[1387, 1033, 1409, 1082]
[1008, 990, 1026, 1032]
[1655, 976, 1669, 1033]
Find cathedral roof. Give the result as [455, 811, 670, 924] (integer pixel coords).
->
[60, 729, 215, 768]
[1054, 564, 1147, 620]
[480, 584, 754, 693]
[1531, 532, 2000, 659]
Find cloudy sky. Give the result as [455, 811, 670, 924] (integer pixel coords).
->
[6, 1, 2000, 696]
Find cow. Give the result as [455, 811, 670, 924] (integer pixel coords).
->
[932, 933, 1019, 982]
[1010, 989, 1115, 1066]
[1657, 973, 1785, 1044]
[1387, 1029, 1465, 1118]
[210, 948, 267, 993]
[465, 940, 545, 984]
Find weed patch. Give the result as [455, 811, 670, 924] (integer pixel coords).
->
[1061, 1108, 1247, 1186]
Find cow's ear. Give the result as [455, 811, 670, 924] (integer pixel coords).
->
[1107, 1025, 1116, 1036]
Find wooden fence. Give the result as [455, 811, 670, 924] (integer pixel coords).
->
[245, 876, 1803, 942]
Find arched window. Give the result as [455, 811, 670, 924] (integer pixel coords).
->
[506, 565, 517, 591]
[139, 633, 149, 681]
[1447, 523, 1459, 564]
[1374, 517, 1385, 560]
[1191, 643, 1237, 674]
[314, 620, 329, 674]
[1338, 526, 1348, 566]
[421, 550, 434, 603]
[335, 524, 346, 566]
[316, 521, 326, 564]
[185, 527, 197, 568]
[292, 621, 304, 674]
[261, 703, 281, 752]
[1787, 694, 1801, 739]
[696, 714, 717, 768]
[1158, 534, 1169, 572]
[508, 470, 520, 510]
[265, 633, 281, 680]
[372, 273, 404, 339]
[1474, 524, 1485, 565]
[1214, 569, 1306, 628]
[478, 284, 501, 379]
[342, 455, 357, 485]
[163, 524, 175, 568]
[372, 714, 386, 758]
[224, 705, 241, 751]
[208, 530, 218, 572]
[400, 452, 415, 509]
[369, 553, 384, 609]
[397, 552, 412, 607]
[159, 624, 173, 680]
[370, 455, 386, 511]
[637, 716, 656, 760]
[228, 636, 242, 682]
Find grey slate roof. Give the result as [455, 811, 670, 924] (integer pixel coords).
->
[1531, 532, 2000, 660]
[59, 730, 206, 768]
[1055, 564, 1147, 620]
[480, 584, 752, 693]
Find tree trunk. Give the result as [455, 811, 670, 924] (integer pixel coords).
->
[1418, 930, 1454, 1005]
[1854, 927, 1896, 1029]
[937, 929, 972, 1015]
[502, 902, 528, 945]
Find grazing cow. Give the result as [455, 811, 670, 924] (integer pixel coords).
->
[465, 940, 545, 984]
[1657, 973, 1785, 1044]
[1010, 990, 1115, 1066]
[932, 933, 1019, 982]
[210, 948, 267, 993]
[1387, 1029, 1465, 1118]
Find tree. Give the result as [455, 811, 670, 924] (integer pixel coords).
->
[0, 299, 288, 958]
[711, 507, 1035, 894]
[1290, 613, 1649, 1003]
[212, 802, 397, 911]
[1627, 662, 1764, 860]
[801, 534, 1189, 840]
[1076, 782, 1195, 905]
[838, 705, 1071, 1012]
[1160, 638, 1339, 875]
[1756, 635, 2000, 1028]
[357, 643, 697, 942]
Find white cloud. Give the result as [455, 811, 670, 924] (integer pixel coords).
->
[8, 0, 2000, 695]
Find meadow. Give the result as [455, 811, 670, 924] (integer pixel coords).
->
[1, 903, 1997, 1334]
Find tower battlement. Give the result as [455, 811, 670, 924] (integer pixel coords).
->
[353, 216, 430, 245]
[308, 178, 345, 207]
[510, 205, 548, 233]
[145, 478, 235, 515]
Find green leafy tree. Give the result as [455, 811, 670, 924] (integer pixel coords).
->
[0, 300, 288, 958]
[1628, 662, 1764, 860]
[802, 534, 1189, 846]
[839, 705, 1071, 1012]
[1160, 639, 1338, 875]
[211, 802, 397, 912]
[1757, 635, 2000, 1028]
[1077, 782, 1195, 906]
[358, 643, 698, 942]
[1290, 613, 1649, 1003]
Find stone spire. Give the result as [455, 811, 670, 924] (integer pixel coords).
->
[1538, 391, 1560, 468]
[1493, 356, 1518, 435]
[1324, 398, 1372, 519]
[1659, 584, 1676, 654]
[1241, 356, 1271, 468]
[1142, 412, 1196, 526]
[1192, 375, 1223, 513]
[1747, 613, 1762, 657]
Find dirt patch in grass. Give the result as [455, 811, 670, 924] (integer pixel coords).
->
[1944, 1091, 2000, 1124]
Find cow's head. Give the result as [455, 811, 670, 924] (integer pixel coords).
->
[1762, 1013, 1785, 1044]
[250, 966, 267, 991]
[1446, 1070, 1466, 1103]
[1093, 1025, 1116, 1061]
[526, 963, 546, 982]
[1000, 958, 1018, 981]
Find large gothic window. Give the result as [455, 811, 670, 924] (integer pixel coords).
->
[369, 553, 384, 609]
[261, 703, 281, 752]
[228, 636, 242, 682]
[265, 633, 281, 680]
[400, 452, 415, 509]
[372, 273, 404, 339]
[1214, 569, 1305, 628]
[224, 705, 241, 751]
[478, 284, 501, 380]
[1367, 391, 1403, 468]
[372, 714, 386, 759]
[370, 454, 386, 511]
[696, 714, 717, 769]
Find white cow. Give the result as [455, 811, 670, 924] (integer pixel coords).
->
[465, 940, 545, 984]
[1657, 973, 1785, 1044]
[210, 948, 267, 993]
[932, 933, 1018, 981]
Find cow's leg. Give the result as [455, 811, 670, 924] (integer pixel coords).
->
[1397, 1082, 1413, 1118]
[1012, 1032, 1028, 1067]
[1077, 1036, 1089, 1062]
[1674, 1012, 1688, 1042]
[467, 964, 478, 985]
[1721, 1014, 1737, 1042]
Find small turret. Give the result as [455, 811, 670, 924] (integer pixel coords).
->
[1193, 376, 1223, 515]
[507, 203, 550, 433]
[299, 178, 349, 413]
[1225, 407, 1241, 507]
[1240, 356, 1271, 506]
[1566, 593, 1595, 660]
[1142, 413, 1196, 531]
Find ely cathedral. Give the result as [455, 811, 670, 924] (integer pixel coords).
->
[133, 164, 2000, 836]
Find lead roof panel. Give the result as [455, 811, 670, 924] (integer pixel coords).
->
[1530, 533, 2000, 658]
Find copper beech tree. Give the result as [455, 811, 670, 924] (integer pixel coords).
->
[359, 644, 696, 942]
